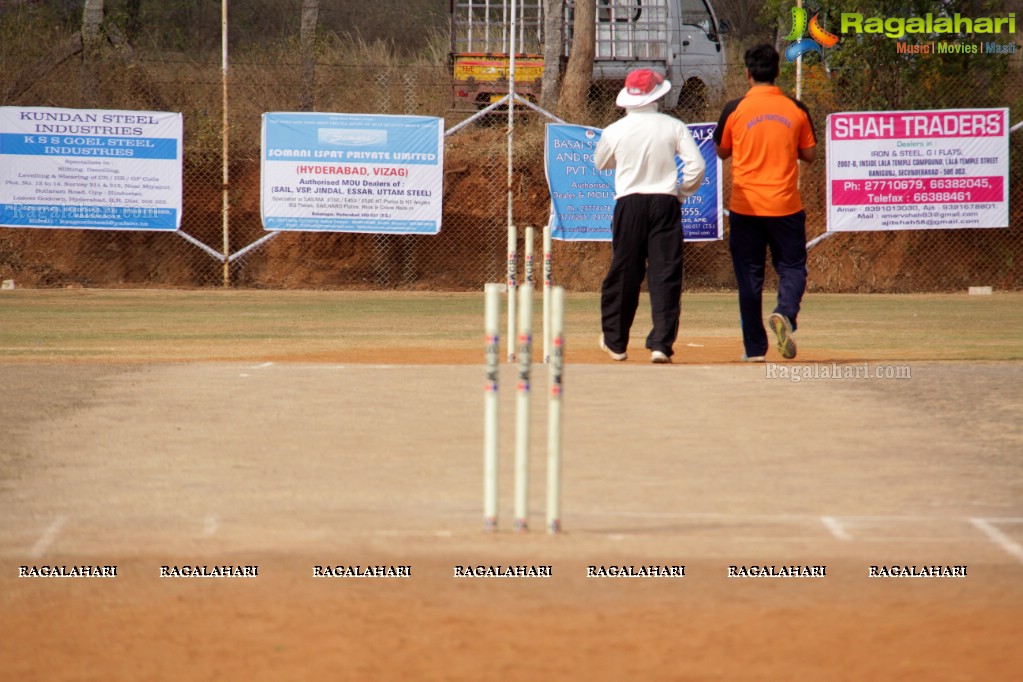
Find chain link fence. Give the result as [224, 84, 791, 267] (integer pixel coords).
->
[1, 2, 1021, 292]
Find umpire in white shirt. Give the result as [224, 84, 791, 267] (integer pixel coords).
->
[593, 69, 706, 364]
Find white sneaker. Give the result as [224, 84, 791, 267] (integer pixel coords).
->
[651, 350, 672, 364]
[741, 354, 766, 363]
[599, 335, 627, 361]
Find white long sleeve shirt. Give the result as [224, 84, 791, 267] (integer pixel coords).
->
[593, 103, 706, 201]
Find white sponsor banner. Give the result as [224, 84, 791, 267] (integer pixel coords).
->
[261, 112, 443, 234]
[827, 108, 1009, 232]
[0, 106, 182, 230]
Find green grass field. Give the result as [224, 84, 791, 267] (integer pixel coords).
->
[1, 289, 1021, 363]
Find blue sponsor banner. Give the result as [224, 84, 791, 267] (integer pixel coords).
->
[0, 133, 178, 160]
[0, 203, 178, 230]
[261, 112, 444, 234]
[0, 107, 183, 231]
[544, 123, 722, 241]
[263, 112, 440, 164]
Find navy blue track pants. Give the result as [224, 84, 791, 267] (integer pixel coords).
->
[728, 210, 808, 357]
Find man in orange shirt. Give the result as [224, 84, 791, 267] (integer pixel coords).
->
[713, 44, 816, 361]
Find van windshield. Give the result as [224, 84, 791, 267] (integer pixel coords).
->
[681, 0, 716, 34]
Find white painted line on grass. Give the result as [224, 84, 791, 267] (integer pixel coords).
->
[821, 516, 853, 541]
[970, 518, 1023, 564]
[30, 516, 67, 558]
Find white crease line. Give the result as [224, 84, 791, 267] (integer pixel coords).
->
[256, 365, 464, 371]
[578, 510, 1006, 523]
[374, 529, 455, 538]
[30, 516, 68, 558]
[251, 362, 275, 370]
[203, 516, 219, 537]
[970, 518, 1023, 564]
[580, 510, 838, 523]
[821, 516, 853, 541]
[583, 510, 795, 520]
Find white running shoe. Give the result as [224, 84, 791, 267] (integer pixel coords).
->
[598, 335, 627, 361]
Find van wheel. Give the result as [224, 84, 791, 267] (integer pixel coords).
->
[675, 79, 708, 122]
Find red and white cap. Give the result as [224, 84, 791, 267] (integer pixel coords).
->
[616, 69, 672, 108]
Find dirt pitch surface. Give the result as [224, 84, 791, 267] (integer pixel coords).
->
[1, 290, 1022, 681]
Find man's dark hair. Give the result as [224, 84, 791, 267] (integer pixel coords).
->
[745, 44, 780, 83]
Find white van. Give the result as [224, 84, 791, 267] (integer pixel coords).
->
[588, 0, 726, 111]
[450, 0, 727, 114]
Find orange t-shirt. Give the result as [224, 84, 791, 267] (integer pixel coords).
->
[714, 85, 816, 216]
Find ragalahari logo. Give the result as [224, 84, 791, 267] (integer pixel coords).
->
[784, 6, 840, 61]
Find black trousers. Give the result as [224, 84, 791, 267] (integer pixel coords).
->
[728, 210, 808, 357]
[600, 193, 683, 356]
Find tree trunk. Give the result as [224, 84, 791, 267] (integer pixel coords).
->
[540, 0, 564, 111]
[300, 0, 320, 111]
[559, 0, 595, 121]
[124, 0, 142, 42]
[82, 0, 105, 52]
[81, 0, 105, 104]
[8, 0, 165, 108]
[106, 21, 171, 110]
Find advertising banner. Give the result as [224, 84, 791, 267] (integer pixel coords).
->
[261, 112, 443, 234]
[826, 108, 1009, 231]
[0, 106, 182, 230]
[544, 123, 722, 242]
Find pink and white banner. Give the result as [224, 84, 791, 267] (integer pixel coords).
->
[826, 108, 1009, 232]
